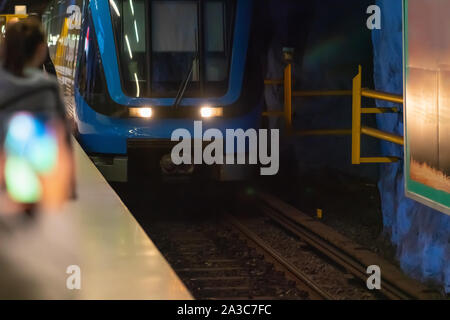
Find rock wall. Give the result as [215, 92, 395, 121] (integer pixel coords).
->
[260, 0, 449, 293]
[372, 0, 449, 293]
[260, 0, 378, 180]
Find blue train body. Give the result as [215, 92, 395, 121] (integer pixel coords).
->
[44, 0, 262, 181]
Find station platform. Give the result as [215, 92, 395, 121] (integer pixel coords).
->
[0, 139, 192, 299]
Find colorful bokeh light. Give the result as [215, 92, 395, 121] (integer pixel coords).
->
[5, 156, 42, 203]
[2, 112, 59, 204]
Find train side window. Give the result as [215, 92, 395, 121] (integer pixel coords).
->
[151, 1, 200, 88]
[122, 0, 146, 97]
[110, 0, 147, 97]
[77, 14, 105, 104]
[204, 1, 227, 82]
[109, 0, 236, 98]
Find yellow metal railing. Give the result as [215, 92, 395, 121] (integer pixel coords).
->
[263, 63, 405, 164]
[351, 65, 404, 164]
[264, 63, 353, 137]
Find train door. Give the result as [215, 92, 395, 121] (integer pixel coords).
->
[43, 0, 84, 119]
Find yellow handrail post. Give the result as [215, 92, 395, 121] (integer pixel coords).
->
[352, 65, 362, 164]
[361, 126, 404, 145]
[284, 63, 293, 133]
[361, 89, 403, 104]
[263, 63, 404, 165]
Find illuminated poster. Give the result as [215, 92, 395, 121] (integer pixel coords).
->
[404, 0, 450, 214]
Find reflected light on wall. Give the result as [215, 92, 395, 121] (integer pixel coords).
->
[130, 0, 135, 16]
[110, 0, 121, 17]
[134, 20, 139, 42]
[125, 34, 133, 59]
[134, 72, 140, 97]
[85, 27, 90, 54]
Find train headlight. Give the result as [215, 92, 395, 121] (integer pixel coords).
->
[200, 106, 223, 118]
[130, 107, 153, 118]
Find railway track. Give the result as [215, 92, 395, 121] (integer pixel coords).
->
[149, 208, 383, 299]
[118, 181, 436, 300]
[146, 197, 394, 299]
[246, 192, 437, 300]
[223, 214, 334, 300]
[150, 221, 313, 300]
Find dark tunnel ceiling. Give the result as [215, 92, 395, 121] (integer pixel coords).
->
[0, 0, 50, 15]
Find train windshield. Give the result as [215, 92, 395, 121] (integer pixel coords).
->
[110, 0, 235, 98]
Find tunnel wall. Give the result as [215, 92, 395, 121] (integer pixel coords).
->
[260, 0, 379, 181]
[260, 0, 449, 293]
[372, 0, 449, 293]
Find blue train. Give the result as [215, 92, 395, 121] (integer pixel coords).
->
[43, 0, 263, 182]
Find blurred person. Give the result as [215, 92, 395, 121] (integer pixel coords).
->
[0, 17, 19, 59]
[28, 13, 56, 75]
[0, 18, 74, 216]
[0, 18, 64, 116]
[0, 15, 56, 75]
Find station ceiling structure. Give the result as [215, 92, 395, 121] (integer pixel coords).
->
[0, 0, 50, 15]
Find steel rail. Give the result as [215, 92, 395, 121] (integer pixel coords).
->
[224, 214, 335, 300]
[256, 197, 422, 300]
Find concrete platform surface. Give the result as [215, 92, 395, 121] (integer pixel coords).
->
[0, 139, 192, 300]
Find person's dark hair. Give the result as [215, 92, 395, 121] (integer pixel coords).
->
[3, 18, 46, 77]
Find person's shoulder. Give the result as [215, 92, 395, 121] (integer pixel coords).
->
[26, 69, 59, 89]
[0, 66, 11, 82]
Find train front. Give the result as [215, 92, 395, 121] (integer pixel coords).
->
[75, 0, 262, 182]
